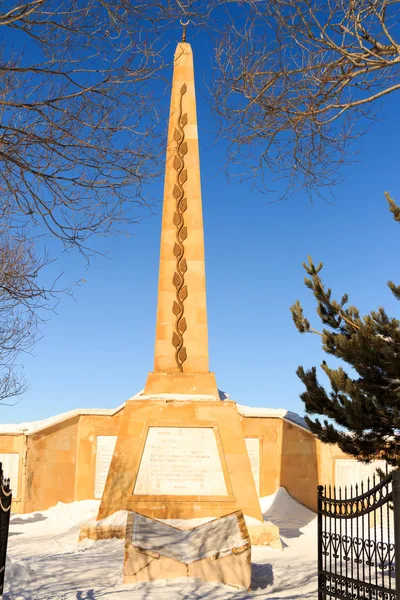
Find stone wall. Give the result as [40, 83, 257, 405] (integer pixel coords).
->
[75, 410, 123, 502]
[281, 420, 319, 511]
[240, 416, 282, 498]
[0, 403, 358, 516]
[241, 415, 320, 511]
[24, 416, 80, 513]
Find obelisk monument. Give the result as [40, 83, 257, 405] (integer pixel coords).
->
[98, 33, 262, 522]
[144, 38, 218, 397]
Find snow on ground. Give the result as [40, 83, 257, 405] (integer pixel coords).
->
[5, 488, 318, 600]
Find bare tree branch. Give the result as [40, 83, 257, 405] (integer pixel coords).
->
[208, 0, 400, 198]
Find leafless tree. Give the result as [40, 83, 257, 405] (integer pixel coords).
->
[0, 0, 184, 401]
[0, 210, 46, 402]
[207, 0, 400, 197]
[0, 0, 177, 252]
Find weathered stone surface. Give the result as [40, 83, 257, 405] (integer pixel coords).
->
[247, 522, 282, 549]
[123, 510, 251, 589]
[79, 524, 125, 542]
[188, 547, 251, 589]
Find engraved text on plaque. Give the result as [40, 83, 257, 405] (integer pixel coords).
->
[133, 427, 228, 496]
[95, 436, 117, 499]
[245, 438, 260, 495]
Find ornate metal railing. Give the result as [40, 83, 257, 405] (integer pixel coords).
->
[0, 463, 12, 596]
[318, 467, 400, 600]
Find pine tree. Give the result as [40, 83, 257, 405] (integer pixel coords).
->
[290, 194, 400, 467]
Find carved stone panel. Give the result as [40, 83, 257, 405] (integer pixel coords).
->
[95, 436, 117, 499]
[245, 438, 260, 495]
[133, 427, 228, 496]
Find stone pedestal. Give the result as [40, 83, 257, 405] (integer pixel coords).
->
[124, 510, 251, 589]
[144, 371, 218, 397]
[97, 398, 263, 522]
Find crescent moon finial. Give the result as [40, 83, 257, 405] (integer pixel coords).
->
[180, 18, 190, 42]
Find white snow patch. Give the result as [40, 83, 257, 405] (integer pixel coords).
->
[0, 406, 125, 434]
[237, 405, 310, 431]
[5, 488, 319, 599]
[244, 515, 265, 527]
[5, 558, 34, 583]
[82, 509, 128, 529]
[0, 393, 309, 436]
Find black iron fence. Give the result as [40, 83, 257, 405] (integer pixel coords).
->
[318, 467, 400, 600]
[0, 463, 12, 596]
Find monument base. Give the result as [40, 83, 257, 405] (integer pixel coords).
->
[144, 371, 218, 397]
[123, 510, 251, 590]
[97, 398, 263, 522]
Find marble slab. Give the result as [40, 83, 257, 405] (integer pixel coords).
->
[133, 426, 228, 496]
[0, 453, 19, 496]
[95, 436, 117, 499]
[129, 511, 247, 563]
[245, 438, 260, 495]
[335, 458, 387, 491]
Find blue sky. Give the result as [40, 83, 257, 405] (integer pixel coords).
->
[1, 25, 399, 425]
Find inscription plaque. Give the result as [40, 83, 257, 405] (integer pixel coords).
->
[0, 453, 19, 496]
[335, 458, 387, 489]
[245, 438, 260, 495]
[95, 436, 117, 499]
[133, 427, 228, 496]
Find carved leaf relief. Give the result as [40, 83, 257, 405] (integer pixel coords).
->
[172, 301, 181, 317]
[173, 184, 181, 200]
[171, 80, 189, 371]
[179, 286, 188, 302]
[172, 272, 181, 287]
[179, 226, 187, 242]
[178, 347, 187, 363]
[173, 211, 181, 227]
[178, 318, 187, 334]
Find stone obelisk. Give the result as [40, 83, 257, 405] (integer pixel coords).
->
[97, 36, 262, 522]
[144, 40, 218, 397]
